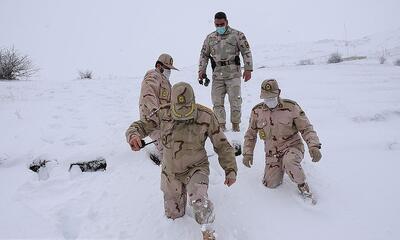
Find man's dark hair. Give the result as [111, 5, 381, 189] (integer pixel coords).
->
[214, 12, 227, 20]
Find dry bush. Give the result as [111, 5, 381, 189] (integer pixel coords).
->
[78, 70, 93, 79]
[0, 47, 38, 80]
[327, 53, 343, 64]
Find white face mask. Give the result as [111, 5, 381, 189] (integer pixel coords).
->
[264, 97, 279, 109]
[162, 68, 171, 80]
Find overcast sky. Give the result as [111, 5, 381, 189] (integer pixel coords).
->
[1, 0, 399, 80]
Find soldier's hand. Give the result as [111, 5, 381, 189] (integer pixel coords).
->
[242, 155, 253, 168]
[224, 172, 236, 187]
[309, 147, 322, 162]
[129, 135, 143, 151]
[243, 70, 252, 82]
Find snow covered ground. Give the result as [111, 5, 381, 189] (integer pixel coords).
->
[1, 59, 400, 239]
[1, 0, 400, 238]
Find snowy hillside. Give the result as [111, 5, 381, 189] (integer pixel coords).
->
[253, 28, 400, 67]
[1, 53, 400, 239]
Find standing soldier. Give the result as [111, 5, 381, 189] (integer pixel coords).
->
[139, 53, 178, 163]
[126, 82, 237, 239]
[198, 11, 253, 132]
[243, 79, 322, 202]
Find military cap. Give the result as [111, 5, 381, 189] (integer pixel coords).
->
[260, 79, 280, 99]
[157, 53, 179, 70]
[171, 82, 197, 120]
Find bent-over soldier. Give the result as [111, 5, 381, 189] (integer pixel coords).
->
[243, 79, 322, 199]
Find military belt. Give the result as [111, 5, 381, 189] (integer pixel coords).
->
[215, 60, 236, 67]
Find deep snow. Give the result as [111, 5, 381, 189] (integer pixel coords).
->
[1, 1, 400, 238]
[1, 59, 400, 239]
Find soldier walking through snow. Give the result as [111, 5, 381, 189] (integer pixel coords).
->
[126, 82, 237, 239]
[198, 12, 253, 132]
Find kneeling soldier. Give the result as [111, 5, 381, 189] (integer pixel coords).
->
[243, 79, 322, 198]
[126, 82, 237, 239]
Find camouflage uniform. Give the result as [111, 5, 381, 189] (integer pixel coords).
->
[139, 54, 176, 157]
[243, 79, 321, 188]
[127, 82, 237, 229]
[199, 26, 253, 125]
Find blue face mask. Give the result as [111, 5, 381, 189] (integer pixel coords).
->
[216, 26, 226, 35]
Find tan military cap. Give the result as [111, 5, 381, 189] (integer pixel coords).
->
[260, 79, 280, 99]
[158, 53, 179, 70]
[171, 82, 197, 120]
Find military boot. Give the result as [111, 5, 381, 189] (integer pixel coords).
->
[232, 123, 240, 132]
[219, 123, 226, 132]
[297, 182, 312, 197]
[202, 230, 216, 240]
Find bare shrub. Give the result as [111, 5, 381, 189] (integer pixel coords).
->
[379, 56, 386, 64]
[298, 59, 314, 66]
[394, 59, 400, 66]
[0, 47, 38, 80]
[327, 53, 343, 64]
[78, 70, 93, 79]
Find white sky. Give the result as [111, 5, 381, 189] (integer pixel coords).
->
[1, 0, 399, 80]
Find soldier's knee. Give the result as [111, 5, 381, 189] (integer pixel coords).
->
[263, 179, 282, 188]
[282, 157, 293, 168]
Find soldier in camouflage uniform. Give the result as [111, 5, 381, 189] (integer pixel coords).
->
[139, 53, 178, 160]
[127, 82, 237, 240]
[198, 12, 253, 132]
[243, 79, 322, 197]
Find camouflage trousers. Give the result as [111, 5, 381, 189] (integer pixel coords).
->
[161, 170, 215, 226]
[211, 77, 242, 124]
[263, 147, 306, 188]
[149, 130, 163, 160]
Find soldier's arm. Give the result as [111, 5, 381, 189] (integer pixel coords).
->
[237, 32, 253, 71]
[293, 104, 321, 149]
[198, 36, 211, 74]
[208, 113, 237, 177]
[243, 109, 258, 157]
[125, 112, 160, 143]
[140, 75, 160, 123]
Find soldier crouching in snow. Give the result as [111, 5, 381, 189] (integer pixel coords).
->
[126, 82, 237, 239]
[243, 79, 322, 201]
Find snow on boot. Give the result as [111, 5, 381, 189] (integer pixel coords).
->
[298, 182, 317, 205]
[232, 123, 240, 132]
[297, 182, 312, 197]
[202, 230, 216, 240]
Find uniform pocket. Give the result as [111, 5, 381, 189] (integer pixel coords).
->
[225, 39, 237, 55]
[277, 118, 293, 137]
